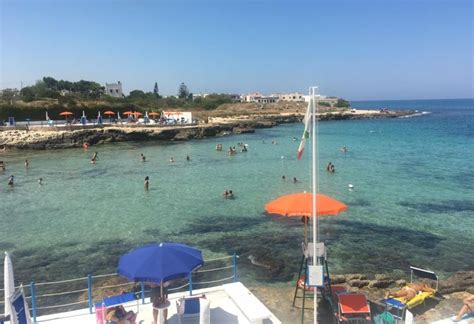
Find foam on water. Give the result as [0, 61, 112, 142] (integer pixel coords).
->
[0, 99, 473, 285]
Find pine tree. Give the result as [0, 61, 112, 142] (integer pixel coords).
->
[178, 82, 189, 99]
[153, 82, 159, 95]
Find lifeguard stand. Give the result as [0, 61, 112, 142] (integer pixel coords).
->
[292, 242, 327, 323]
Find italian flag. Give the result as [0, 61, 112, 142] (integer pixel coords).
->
[297, 100, 312, 160]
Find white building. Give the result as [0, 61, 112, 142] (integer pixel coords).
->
[162, 111, 193, 124]
[272, 92, 305, 102]
[105, 81, 123, 98]
[245, 92, 278, 103]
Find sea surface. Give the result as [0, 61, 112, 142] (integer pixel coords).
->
[0, 99, 473, 288]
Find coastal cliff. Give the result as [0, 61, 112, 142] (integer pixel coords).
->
[0, 110, 415, 150]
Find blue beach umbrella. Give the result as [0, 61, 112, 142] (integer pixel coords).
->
[118, 242, 204, 284]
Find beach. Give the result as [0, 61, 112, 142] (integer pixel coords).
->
[0, 98, 473, 322]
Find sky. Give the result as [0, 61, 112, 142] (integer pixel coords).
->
[0, 0, 472, 100]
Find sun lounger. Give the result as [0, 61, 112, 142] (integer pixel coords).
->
[176, 295, 210, 324]
[336, 293, 371, 323]
[381, 266, 438, 320]
[95, 292, 139, 324]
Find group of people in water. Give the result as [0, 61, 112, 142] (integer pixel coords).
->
[281, 175, 299, 183]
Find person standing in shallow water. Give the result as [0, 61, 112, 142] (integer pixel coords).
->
[144, 176, 149, 190]
[25, 159, 29, 168]
[141, 153, 146, 162]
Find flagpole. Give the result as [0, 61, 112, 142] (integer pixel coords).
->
[311, 86, 318, 324]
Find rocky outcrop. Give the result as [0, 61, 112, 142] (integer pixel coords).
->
[0, 109, 418, 150]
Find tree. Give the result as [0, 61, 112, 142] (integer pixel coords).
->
[335, 98, 350, 108]
[1, 88, 19, 101]
[43, 77, 58, 90]
[153, 82, 159, 95]
[128, 90, 146, 99]
[20, 86, 35, 102]
[178, 82, 189, 99]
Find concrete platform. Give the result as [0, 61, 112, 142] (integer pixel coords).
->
[35, 282, 281, 324]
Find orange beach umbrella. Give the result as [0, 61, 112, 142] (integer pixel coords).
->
[123, 111, 133, 116]
[265, 192, 348, 243]
[59, 111, 73, 116]
[104, 111, 115, 116]
[265, 192, 348, 217]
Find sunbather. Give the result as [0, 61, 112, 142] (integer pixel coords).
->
[105, 305, 136, 324]
[453, 293, 474, 323]
[385, 282, 435, 303]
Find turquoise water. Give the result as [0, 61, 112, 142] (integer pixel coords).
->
[0, 99, 473, 286]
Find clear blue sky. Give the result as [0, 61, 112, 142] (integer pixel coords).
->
[1, 0, 472, 100]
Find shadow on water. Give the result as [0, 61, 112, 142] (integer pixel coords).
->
[2, 217, 472, 291]
[321, 219, 474, 275]
[398, 199, 474, 213]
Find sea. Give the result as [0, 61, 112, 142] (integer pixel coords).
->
[0, 98, 473, 289]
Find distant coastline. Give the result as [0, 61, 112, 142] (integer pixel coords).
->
[0, 108, 417, 150]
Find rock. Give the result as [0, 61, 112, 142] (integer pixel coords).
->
[346, 274, 368, 281]
[331, 275, 346, 284]
[368, 279, 394, 289]
[348, 279, 370, 288]
[375, 274, 389, 281]
[439, 271, 474, 294]
[395, 279, 407, 287]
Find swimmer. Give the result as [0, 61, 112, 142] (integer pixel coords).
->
[25, 159, 29, 168]
[228, 190, 234, 198]
[8, 175, 14, 186]
[186, 155, 190, 161]
[292, 137, 297, 141]
[282, 175, 286, 180]
[83, 143, 89, 150]
[169, 156, 175, 163]
[144, 176, 149, 190]
[141, 153, 146, 162]
[92, 152, 98, 160]
[327, 162, 335, 173]
[223, 190, 229, 197]
[241, 146, 247, 152]
[340, 146, 348, 153]
[293, 177, 298, 183]
[38, 178, 43, 185]
[0, 161, 5, 171]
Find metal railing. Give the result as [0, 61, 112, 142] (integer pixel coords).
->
[0, 254, 238, 323]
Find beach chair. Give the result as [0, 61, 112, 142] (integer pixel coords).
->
[335, 293, 371, 323]
[381, 266, 438, 320]
[176, 295, 210, 324]
[95, 292, 139, 324]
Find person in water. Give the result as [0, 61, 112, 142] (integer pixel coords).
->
[144, 176, 149, 190]
[384, 283, 435, 304]
[340, 146, 348, 153]
[92, 152, 98, 160]
[8, 175, 14, 186]
[327, 162, 335, 173]
[293, 177, 298, 183]
[25, 159, 29, 168]
[169, 156, 175, 163]
[38, 178, 43, 185]
[0, 161, 6, 171]
[228, 190, 234, 198]
[282, 175, 286, 180]
[186, 155, 190, 161]
[141, 153, 146, 162]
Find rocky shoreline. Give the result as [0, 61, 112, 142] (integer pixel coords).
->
[250, 271, 474, 323]
[0, 110, 416, 150]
